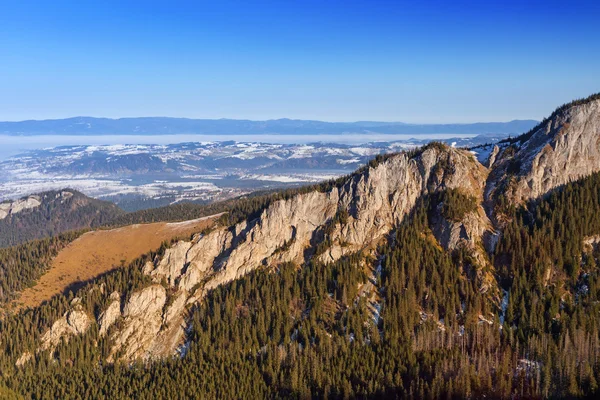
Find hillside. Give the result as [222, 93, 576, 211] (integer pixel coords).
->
[0, 190, 124, 248]
[1, 94, 600, 398]
[11, 214, 221, 311]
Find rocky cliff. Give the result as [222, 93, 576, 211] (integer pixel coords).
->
[0, 196, 42, 220]
[486, 96, 600, 206]
[88, 144, 496, 361]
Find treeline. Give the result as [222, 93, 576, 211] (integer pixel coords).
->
[0, 230, 85, 305]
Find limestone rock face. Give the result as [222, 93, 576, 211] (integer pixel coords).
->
[488, 98, 600, 205]
[145, 241, 193, 286]
[0, 196, 41, 219]
[155, 146, 487, 297]
[98, 292, 121, 337]
[100, 145, 493, 362]
[109, 285, 167, 361]
[430, 206, 491, 252]
[487, 145, 500, 168]
[39, 307, 91, 352]
[179, 229, 233, 292]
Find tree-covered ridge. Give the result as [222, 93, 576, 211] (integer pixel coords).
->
[2, 170, 600, 397]
[495, 174, 600, 352]
[0, 230, 85, 306]
[0, 189, 123, 248]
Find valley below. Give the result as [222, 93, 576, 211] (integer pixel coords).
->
[0, 134, 502, 211]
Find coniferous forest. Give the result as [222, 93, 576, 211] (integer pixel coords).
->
[1, 168, 600, 398]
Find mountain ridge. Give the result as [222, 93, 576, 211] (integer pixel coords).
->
[0, 116, 538, 136]
[3, 94, 600, 398]
[35, 93, 600, 362]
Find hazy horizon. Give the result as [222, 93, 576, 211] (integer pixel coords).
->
[0, 115, 539, 124]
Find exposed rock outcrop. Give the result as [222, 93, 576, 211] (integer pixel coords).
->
[39, 306, 91, 352]
[109, 144, 492, 361]
[108, 285, 166, 361]
[487, 98, 600, 206]
[0, 196, 41, 219]
[98, 292, 121, 337]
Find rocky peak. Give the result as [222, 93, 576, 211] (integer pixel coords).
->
[39, 302, 91, 353]
[487, 95, 600, 206]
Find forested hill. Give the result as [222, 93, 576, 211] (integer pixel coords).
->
[0, 190, 123, 248]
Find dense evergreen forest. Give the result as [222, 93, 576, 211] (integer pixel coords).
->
[2, 165, 600, 398]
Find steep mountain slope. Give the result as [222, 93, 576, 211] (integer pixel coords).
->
[108, 143, 497, 360]
[486, 93, 600, 206]
[3, 143, 498, 363]
[0, 190, 123, 247]
[2, 94, 600, 398]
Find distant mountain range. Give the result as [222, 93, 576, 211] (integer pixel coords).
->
[0, 116, 539, 135]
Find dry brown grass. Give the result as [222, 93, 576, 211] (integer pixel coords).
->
[13, 214, 221, 310]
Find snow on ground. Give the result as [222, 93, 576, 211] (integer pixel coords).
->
[288, 145, 316, 159]
[349, 147, 380, 156]
[1, 136, 505, 203]
[240, 173, 341, 183]
[180, 174, 224, 179]
[499, 289, 509, 327]
[0, 178, 221, 201]
[336, 158, 361, 165]
[470, 144, 495, 164]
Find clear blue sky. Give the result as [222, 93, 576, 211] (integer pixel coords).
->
[1, 0, 598, 123]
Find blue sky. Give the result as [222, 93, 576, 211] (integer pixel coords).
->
[0, 0, 598, 123]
